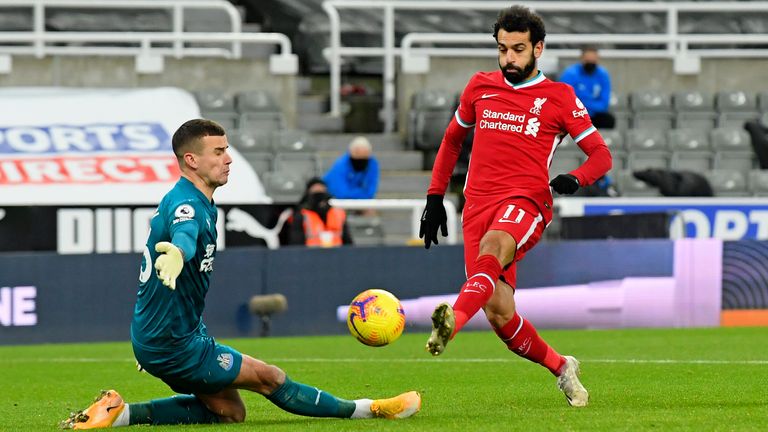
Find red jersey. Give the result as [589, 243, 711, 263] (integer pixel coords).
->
[428, 70, 612, 223]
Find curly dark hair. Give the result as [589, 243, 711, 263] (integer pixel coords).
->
[492, 5, 546, 46]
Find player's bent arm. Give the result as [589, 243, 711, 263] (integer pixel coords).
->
[427, 118, 470, 195]
[571, 131, 613, 186]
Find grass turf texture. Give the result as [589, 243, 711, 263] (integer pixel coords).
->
[1, 327, 765, 431]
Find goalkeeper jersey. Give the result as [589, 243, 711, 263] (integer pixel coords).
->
[131, 177, 219, 350]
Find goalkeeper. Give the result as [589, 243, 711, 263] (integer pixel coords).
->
[62, 119, 420, 429]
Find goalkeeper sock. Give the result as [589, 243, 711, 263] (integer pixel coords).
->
[452, 254, 502, 336]
[494, 312, 566, 376]
[266, 376, 357, 418]
[127, 396, 219, 425]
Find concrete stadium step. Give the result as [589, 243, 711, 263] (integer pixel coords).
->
[318, 150, 423, 172]
[378, 171, 432, 194]
[311, 133, 404, 152]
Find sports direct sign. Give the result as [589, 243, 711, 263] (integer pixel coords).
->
[0, 88, 269, 204]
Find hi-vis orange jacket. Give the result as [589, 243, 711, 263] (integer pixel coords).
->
[301, 208, 346, 247]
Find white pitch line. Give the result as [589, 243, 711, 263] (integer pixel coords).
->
[2, 357, 768, 365]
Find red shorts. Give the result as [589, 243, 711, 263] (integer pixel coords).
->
[462, 197, 546, 288]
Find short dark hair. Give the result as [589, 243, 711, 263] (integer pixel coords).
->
[581, 46, 599, 55]
[493, 5, 546, 46]
[171, 118, 225, 160]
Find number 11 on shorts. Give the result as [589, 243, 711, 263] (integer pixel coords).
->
[498, 204, 525, 224]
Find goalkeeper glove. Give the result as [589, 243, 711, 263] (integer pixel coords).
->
[550, 174, 580, 195]
[155, 242, 184, 290]
[419, 194, 448, 249]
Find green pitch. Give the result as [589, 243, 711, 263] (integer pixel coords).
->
[1, 327, 765, 431]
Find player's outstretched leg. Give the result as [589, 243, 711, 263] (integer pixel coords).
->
[60, 389, 125, 429]
[556, 356, 589, 407]
[371, 391, 422, 419]
[426, 302, 455, 356]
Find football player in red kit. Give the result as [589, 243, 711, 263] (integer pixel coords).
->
[419, 5, 611, 407]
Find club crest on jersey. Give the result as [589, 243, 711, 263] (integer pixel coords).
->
[173, 204, 195, 224]
[217, 353, 234, 371]
[529, 97, 547, 115]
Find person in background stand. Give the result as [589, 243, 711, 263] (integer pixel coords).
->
[323, 136, 380, 199]
[559, 46, 615, 129]
[286, 178, 353, 247]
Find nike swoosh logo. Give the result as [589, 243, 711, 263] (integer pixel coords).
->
[462, 289, 485, 294]
[106, 405, 121, 413]
[481, 93, 499, 99]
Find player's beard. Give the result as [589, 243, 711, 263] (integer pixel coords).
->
[499, 55, 536, 84]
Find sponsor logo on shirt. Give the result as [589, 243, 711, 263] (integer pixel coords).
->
[478, 109, 526, 132]
[481, 93, 499, 99]
[572, 97, 588, 118]
[529, 97, 547, 115]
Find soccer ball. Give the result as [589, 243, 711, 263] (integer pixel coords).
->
[347, 289, 405, 347]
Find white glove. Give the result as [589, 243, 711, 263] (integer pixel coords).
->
[154, 242, 184, 290]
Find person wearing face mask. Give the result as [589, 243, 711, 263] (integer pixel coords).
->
[322, 136, 380, 199]
[559, 46, 615, 129]
[286, 178, 353, 247]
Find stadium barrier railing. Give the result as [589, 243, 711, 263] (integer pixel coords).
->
[0, 0, 297, 74]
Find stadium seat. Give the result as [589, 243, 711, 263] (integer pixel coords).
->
[408, 90, 454, 150]
[667, 129, 710, 152]
[242, 152, 273, 176]
[670, 151, 711, 172]
[630, 90, 673, 130]
[345, 214, 385, 246]
[239, 112, 286, 133]
[710, 128, 752, 152]
[414, 111, 451, 151]
[757, 91, 768, 113]
[228, 130, 272, 153]
[626, 129, 668, 152]
[273, 153, 321, 181]
[600, 129, 625, 151]
[195, 91, 239, 130]
[716, 90, 759, 128]
[627, 151, 669, 171]
[714, 152, 755, 171]
[195, 91, 236, 113]
[706, 169, 750, 197]
[549, 153, 583, 178]
[204, 112, 238, 131]
[617, 170, 660, 197]
[411, 90, 455, 111]
[673, 90, 716, 130]
[711, 125, 754, 171]
[237, 90, 282, 113]
[270, 129, 315, 153]
[748, 170, 768, 196]
[609, 150, 627, 171]
[262, 171, 305, 203]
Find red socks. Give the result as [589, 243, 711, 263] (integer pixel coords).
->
[494, 312, 566, 376]
[452, 254, 503, 336]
